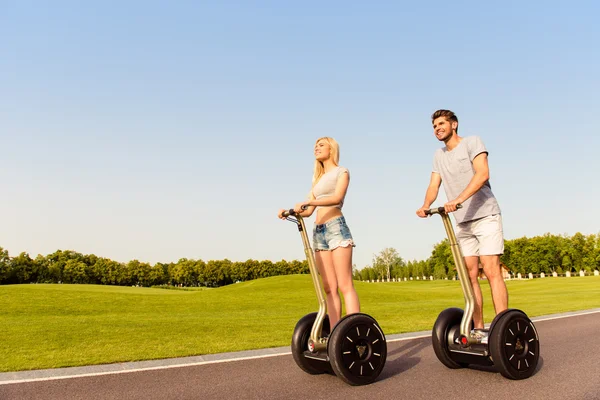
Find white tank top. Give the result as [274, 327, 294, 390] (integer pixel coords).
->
[312, 166, 349, 209]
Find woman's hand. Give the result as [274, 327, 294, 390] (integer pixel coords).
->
[293, 201, 311, 214]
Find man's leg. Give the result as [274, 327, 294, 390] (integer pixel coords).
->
[477, 214, 508, 315]
[481, 255, 508, 314]
[464, 256, 485, 329]
[456, 220, 485, 329]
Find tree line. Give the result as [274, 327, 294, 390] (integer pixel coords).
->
[355, 232, 600, 281]
[0, 247, 308, 287]
[1, 232, 598, 287]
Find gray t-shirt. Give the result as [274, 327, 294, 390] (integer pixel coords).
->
[432, 136, 501, 224]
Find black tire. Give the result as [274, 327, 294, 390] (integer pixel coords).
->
[489, 309, 540, 380]
[291, 312, 330, 375]
[432, 308, 469, 369]
[327, 313, 387, 386]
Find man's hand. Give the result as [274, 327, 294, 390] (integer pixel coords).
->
[444, 199, 463, 213]
[416, 205, 431, 218]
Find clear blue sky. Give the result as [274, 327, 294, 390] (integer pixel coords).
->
[1, 1, 598, 270]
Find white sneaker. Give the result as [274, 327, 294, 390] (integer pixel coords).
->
[472, 329, 489, 345]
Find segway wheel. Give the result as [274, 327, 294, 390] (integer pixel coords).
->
[432, 308, 469, 369]
[327, 313, 387, 386]
[489, 309, 540, 380]
[291, 312, 330, 375]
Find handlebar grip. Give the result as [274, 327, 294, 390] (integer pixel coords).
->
[282, 205, 308, 218]
[282, 209, 296, 218]
[424, 206, 445, 215]
[424, 204, 462, 215]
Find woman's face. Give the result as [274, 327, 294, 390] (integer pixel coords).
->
[314, 140, 331, 162]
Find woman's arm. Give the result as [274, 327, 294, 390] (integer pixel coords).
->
[295, 169, 349, 212]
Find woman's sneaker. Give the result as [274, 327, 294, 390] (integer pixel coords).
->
[472, 329, 489, 345]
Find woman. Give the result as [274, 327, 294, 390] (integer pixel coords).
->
[278, 137, 359, 328]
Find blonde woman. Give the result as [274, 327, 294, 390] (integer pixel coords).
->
[278, 137, 359, 328]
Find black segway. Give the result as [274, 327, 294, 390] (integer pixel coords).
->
[425, 205, 540, 380]
[282, 208, 387, 386]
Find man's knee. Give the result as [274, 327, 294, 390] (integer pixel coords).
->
[467, 270, 482, 287]
[464, 258, 480, 278]
[481, 257, 502, 278]
[485, 268, 503, 281]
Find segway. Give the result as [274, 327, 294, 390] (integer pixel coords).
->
[425, 205, 540, 380]
[282, 208, 387, 386]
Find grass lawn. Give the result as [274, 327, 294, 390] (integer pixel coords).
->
[1, 275, 599, 372]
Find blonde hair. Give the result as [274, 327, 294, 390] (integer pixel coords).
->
[312, 137, 340, 187]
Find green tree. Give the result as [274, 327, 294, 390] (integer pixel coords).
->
[0, 247, 11, 284]
[149, 262, 168, 286]
[128, 260, 153, 286]
[63, 259, 88, 284]
[34, 254, 55, 283]
[372, 248, 403, 281]
[429, 239, 453, 279]
[359, 266, 376, 281]
[11, 252, 38, 283]
[204, 260, 229, 287]
[570, 232, 586, 272]
[582, 234, 597, 273]
[288, 259, 308, 274]
[169, 258, 198, 286]
[595, 234, 600, 270]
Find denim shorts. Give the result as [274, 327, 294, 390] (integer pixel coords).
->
[313, 216, 356, 251]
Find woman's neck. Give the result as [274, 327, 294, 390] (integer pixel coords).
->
[322, 160, 337, 173]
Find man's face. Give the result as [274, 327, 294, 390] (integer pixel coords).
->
[432, 117, 457, 142]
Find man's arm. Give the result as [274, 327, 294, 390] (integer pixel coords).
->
[444, 152, 489, 212]
[416, 172, 442, 217]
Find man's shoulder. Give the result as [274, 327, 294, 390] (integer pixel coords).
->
[463, 135, 483, 143]
[461, 135, 488, 155]
[463, 135, 489, 146]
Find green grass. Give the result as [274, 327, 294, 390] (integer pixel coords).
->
[1, 275, 599, 372]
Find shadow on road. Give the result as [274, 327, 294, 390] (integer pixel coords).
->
[377, 337, 430, 382]
[457, 354, 544, 378]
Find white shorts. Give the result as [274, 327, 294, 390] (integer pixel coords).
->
[456, 214, 504, 257]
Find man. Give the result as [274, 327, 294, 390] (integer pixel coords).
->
[416, 109, 507, 336]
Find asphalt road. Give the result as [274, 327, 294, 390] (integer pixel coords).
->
[1, 310, 599, 400]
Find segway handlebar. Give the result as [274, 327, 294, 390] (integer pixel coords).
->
[282, 209, 296, 218]
[424, 204, 462, 216]
[282, 205, 309, 218]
